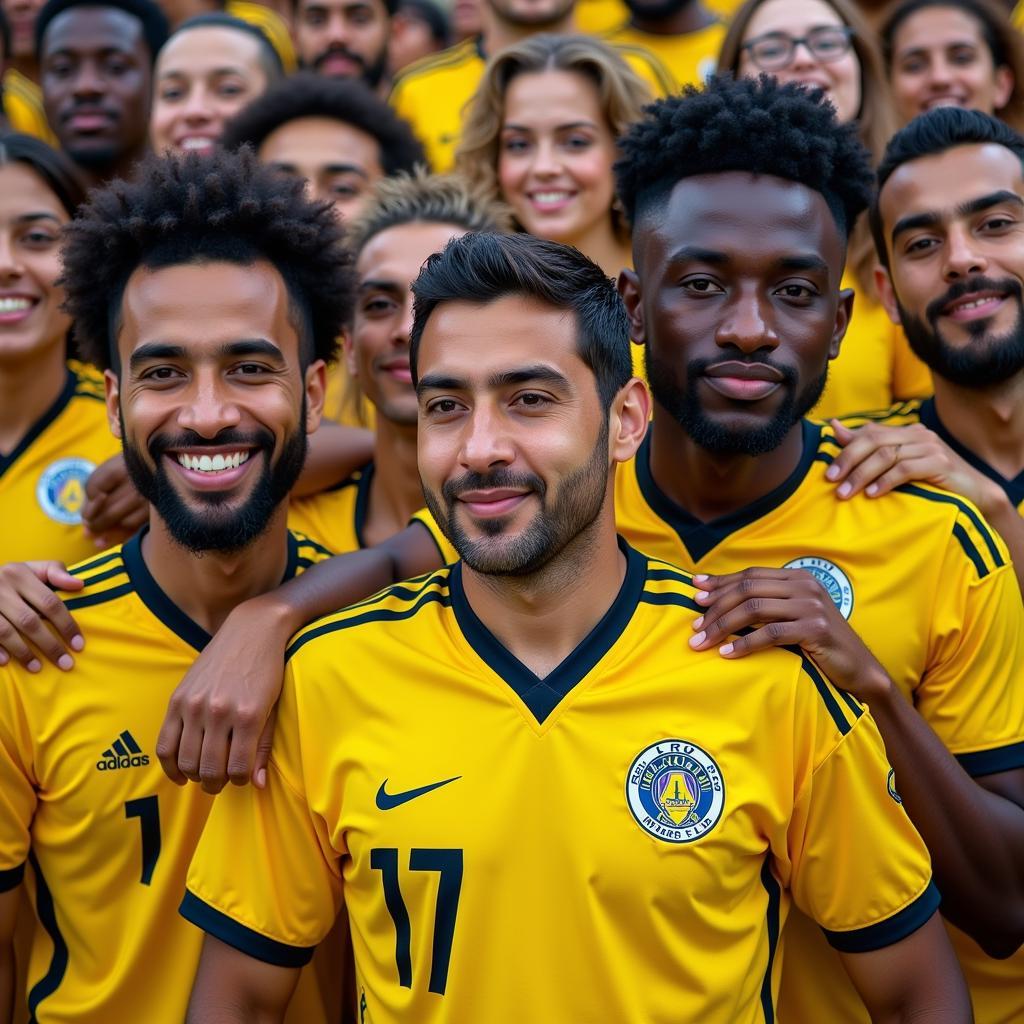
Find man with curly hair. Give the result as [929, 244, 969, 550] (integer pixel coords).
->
[613, 74, 1024, 1021]
[0, 148, 357, 1024]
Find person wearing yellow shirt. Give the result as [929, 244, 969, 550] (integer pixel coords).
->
[389, 0, 674, 171]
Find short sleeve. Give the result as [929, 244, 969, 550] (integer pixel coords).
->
[409, 507, 459, 565]
[788, 711, 939, 952]
[0, 668, 38, 890]
[181, 667, 343, 965]
[916, 522, 1024, 776]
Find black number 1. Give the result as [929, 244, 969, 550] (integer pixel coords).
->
[370, 847, 463, 995]
[125, 796, 161, 886]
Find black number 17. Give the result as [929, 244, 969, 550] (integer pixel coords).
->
[370, 848, 463, 995]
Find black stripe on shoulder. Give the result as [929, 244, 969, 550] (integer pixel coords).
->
[63, 581, 134, 611]
[796, 654, 858, 736]
[955, 741, 1024, 777]
[290, 532, 334, 559]
[392, 40, 476, 83]
[895, 483, 1004, 569]
[68, 550, 123, 576]
[337, 569, 451, 616]
[0, 862, 25, 893]
[286, 588, 451, 661]
[645, 566, 696, 586]
[72, 389, 105, 404]
[639, 591, 701, 613]
[952, 523, 989, 579]
[823, 881, 940, 953]
[77, 564, 128, 588]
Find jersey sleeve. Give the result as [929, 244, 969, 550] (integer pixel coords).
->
[787, 702, 938, 952]
[915, 509, 1024, 776]
[181, 666, 343, 966]
[409, 507, 459, 565]
[0, 668, 38, 891]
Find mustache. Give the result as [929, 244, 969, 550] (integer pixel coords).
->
[688, 350, 798, 385]
[148, 428, 275, 461]
[313, 44, 365, 70]
[925, 276, 1023, 323]
[442, 469, 545, 505]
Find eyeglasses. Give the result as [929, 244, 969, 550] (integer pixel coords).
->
[741, 26, 855, 72]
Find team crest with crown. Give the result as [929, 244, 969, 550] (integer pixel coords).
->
[626, 740, 725, 844]
[784, 556, 854, 619]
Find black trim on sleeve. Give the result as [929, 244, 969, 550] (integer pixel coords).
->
[0, 862, 25, 892]
[955, 741, 1024, 778]
[179, 891, 315, 967]
[822, 881, 941, 953]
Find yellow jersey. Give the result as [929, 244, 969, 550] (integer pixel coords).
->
[0, 363, 120, 565]
[0, 530, 333, 1024]
[389, 37, 674, 171]
[601, 20, 725, 88]
[577, 0, 741, 34]
[185, 545, 937, 1022]
[604, 419, 1024, 1024]
[1, 69, 57, 144]
[812, 270, 932, 420]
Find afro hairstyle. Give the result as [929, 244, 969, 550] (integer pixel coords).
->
[35, 0, 169, 60]
[62, 147, 355, 372]
[614, 73, 874, 242]
[221, 71, 425, 176]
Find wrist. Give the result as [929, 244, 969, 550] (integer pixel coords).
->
[852, 662, 896, 708]
[231, 589, 303, 640]
[972, 480, 1010, 521]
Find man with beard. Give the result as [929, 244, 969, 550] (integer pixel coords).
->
[0, 149, 358, 1023]
[609, 78, 1024, 1024]
[388, 0, 674, 170]
[35, 0, 167, 186]
[294, 0, 394, 95]
[600, 0, 723, 88]
[824, 109, 1024, 603]
[182, 231, 967, 1024]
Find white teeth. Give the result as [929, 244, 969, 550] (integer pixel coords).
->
[0, 298, 31, 313]
[533, 191, 571, 203]
[175, 451, 250, 472]
[954, 297, 999, 312]
[180, 137, 213, 151]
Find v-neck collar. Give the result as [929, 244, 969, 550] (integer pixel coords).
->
[919, 398, 1024, 510]
[121, 529, 303, 653]
[353, 461, 375, 549]
[636, 419, 822, 562]
[449, 539, 648, 724]
[0, 369, 76, 480]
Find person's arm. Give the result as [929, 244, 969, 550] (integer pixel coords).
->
[0, 887, 18, 1024]
[0, 562, 83, 670]
[187, 935, 299, 1024]
[826, 419, 1024, 593]
[691, 561, 1024, 958]
[291, 422, 374, 499]
[81, 455, 148, 549]
[156, 522, 444, 792]
[837, 914, 972, 1024]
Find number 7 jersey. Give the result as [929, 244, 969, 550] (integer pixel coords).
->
[184, 544, 938, 1023]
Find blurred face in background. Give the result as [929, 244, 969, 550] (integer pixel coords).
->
[2, 0, 46, 60]
[887, 5, 1013, 124]
[294, 0, 390, 88]
[498, 69, 618, 249]
[151, 25, 272, 155]
[737, 0, 861, 124]
[258, 115, 384, 218]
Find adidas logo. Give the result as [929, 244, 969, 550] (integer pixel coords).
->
[95, 731, 150, 771]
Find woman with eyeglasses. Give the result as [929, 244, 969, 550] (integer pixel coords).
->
[718, 0, 932, 420]
[881, 0, 1024, 131]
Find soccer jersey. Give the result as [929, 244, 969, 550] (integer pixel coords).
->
[2, 69, 57, 145]
[389, 37, 674, 171]
[600, 20, 724, 88]
[0, 530, 332, 1024]
[577, 0, 741, 33]
[0, 363, 120, 565]
[184, 545, 937, 1023]
[812, 271, 932, 420]
[605, 418, 1024, 1023]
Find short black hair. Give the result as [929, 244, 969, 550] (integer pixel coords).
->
[36, 0, 169, 60]
[871, 107, 1024, 268]
[615, 73, 874, 242]
[396, 0, 448, 46]
[221, 71, 425, 176]
[62, 147, 355, 371]
[0, 132, 87, 215]
[0, 6, 10, 61]
[292, 0, 399, 17]
[410, 233, 632, 411]
[167, 13, 285, 80]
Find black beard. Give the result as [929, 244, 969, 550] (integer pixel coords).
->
[422, 419, 610, 576]
[625, 0, 691, 20]
[645, 346, 827, 456]
[311, 45, 388, 88]
[897, 275, 1024, 389]
[120, 411, 307, 555]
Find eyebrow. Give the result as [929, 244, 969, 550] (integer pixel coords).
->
[502, 120, 597, 132]
[15, 211, 62, 225]
[667, 246, 828, 273]
[324, 163, 368, 178]
[129, 338, 284, 371]
[417, 364, 573, 397]
[159, 66, 250, 78]
[891, 190, 1024, 243]
[358, 279, 404, 295]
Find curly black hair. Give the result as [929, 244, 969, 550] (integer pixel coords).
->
[615, 74, 874, 241]
[35, 0, 169, 61]
[221, 72, 425, 176]
[62, 147, 355, 372]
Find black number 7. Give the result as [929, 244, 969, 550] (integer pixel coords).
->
[370, 847, 463, 995]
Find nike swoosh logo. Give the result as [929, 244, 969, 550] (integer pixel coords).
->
[375, 776, 461, 811]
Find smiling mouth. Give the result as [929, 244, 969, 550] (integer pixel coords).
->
[0, 296, 36, 318]
[942, 291, 1009, 321]
[175, 450, 251, 473]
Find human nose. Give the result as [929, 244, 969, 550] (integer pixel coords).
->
[175, 372, 243, 437]
[530, 138, 562, 177]
[180, 85, 214, 124]
[396, 294, 413, 346]
[459, 401, 515, 472]
[943, 223, 986, 280]
[716, 285, 778, 352]
[0, 233, 24, 280]
[788, 38, 821, 70]
[71, 59, 105, 98]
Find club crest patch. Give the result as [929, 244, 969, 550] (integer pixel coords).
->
[626, 739, 725, 844]
[784, 556, 854, 619]
[37, 457, 94, 525]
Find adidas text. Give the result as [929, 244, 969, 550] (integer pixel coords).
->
[96, 754, 150, 771]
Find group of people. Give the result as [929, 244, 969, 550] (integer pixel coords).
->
[0, 0, 1023, 1020]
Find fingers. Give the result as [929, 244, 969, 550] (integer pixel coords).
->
[0, 567, 84, 669]
[825, 423, 931, 494]
[85, 489, 148, 546]
[691, 597, 813, 652]
[155, 710, 187, 785]
[833, 443, 904, 499]
[252, 706, 279, 788]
